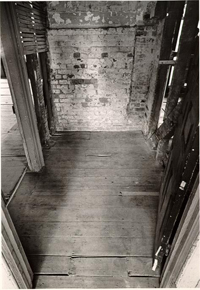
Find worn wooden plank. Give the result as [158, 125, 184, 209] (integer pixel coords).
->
[34, 276, 159, 288]
[32, 175, 160, 186]
[11, 194, 158, 209]
[1, 164, 26, 200]
[8, 131, 162, 283]
[20, 236, 154, 256]
[1, 132, 25, 156]
[73, 257, 160, 277]
[30, 167, 161, 177]
[32, 183, 160, 193]
[28, 256, 71, 275]
[13, 221, 156, 238]
[9, 205, 157, 223]
[29, 256, 159, 277]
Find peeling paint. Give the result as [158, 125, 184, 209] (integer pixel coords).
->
[48, 1, 161, 131]
[66, 18, 72, 25]
[52, 13, 65, 24]
[85, 11, 93, 22]
[92, 15, 101, 23]
[136, 9, 144, 22]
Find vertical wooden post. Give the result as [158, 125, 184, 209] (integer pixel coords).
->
[164, 1, 199, 117]
[26, 54, 50, 146]
[146, 2, 185, 140]
[39, 52, 55, 133]
[1, 3, 44, 171]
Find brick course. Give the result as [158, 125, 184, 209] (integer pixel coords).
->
[47, 1, 162, 131]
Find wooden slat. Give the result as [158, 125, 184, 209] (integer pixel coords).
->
[13, 221, 156, 238]
[9, 205, 157, 222]
[34, 276, 159, 288]
[73, 257, 159, 277]
[20, 236, 154, 256]
[23, 41, 36, 47]
[29, 256, 159, 277]
[18, 18, 33, 25]
[15, 2, 47, 54]
[15, 5, 32, 14]
[11, 194, 158, 208]
[29, 256, 71, 275]
[17, 2, 32, 9]
[16, 9, 32, 18]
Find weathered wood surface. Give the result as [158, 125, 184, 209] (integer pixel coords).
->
[8, 132, 162, 287]
[1, 2, 44, 171]
[34, 276, 159, 288]
[14, 221, 155, 238]
[29, 255, 159, 277]
[21, 236, 154, 256]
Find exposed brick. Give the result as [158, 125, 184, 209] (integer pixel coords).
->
[71, 79, 98, 85]
[101, 53, 108, 58]
[74, 52, 80, 58]
[48, 2, 162, 131]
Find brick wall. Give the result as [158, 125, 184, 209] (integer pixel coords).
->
[47, 1, 162, 131]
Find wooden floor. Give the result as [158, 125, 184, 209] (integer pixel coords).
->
[1, 79, 27, 202]
[8, 131, 162, 288]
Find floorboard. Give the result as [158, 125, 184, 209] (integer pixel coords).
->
[34, 276, 159, 288]
[8, 131, 162, 288]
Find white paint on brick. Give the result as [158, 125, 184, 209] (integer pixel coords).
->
[52, 12, 65, 24]
[47, 1, 161, 131]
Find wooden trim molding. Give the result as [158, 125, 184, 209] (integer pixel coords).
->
[1, 2, 44, 172]
[160, 174, 199, 288]
[1, 197, 33, 288]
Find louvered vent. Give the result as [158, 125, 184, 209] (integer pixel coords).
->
[14, 2, 48, 55]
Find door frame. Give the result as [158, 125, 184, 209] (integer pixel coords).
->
[160, 173, 199, 287]
[2, 196, 33, 288]
[1, 2, 44, 172]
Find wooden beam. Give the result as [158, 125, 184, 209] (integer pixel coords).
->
[1, 3, 44, 171]
[39, 52, 55, 133]
[26, 54, 50, 145]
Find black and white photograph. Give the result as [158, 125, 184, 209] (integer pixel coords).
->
[0, 0, 199, 288]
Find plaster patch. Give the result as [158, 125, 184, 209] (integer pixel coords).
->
[136, 9, 143, 22]
[52, 13, 65, 24]
[66, 19, 72, 25]
[92, 15, 101, 23]
[85, 11, 93, 22]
